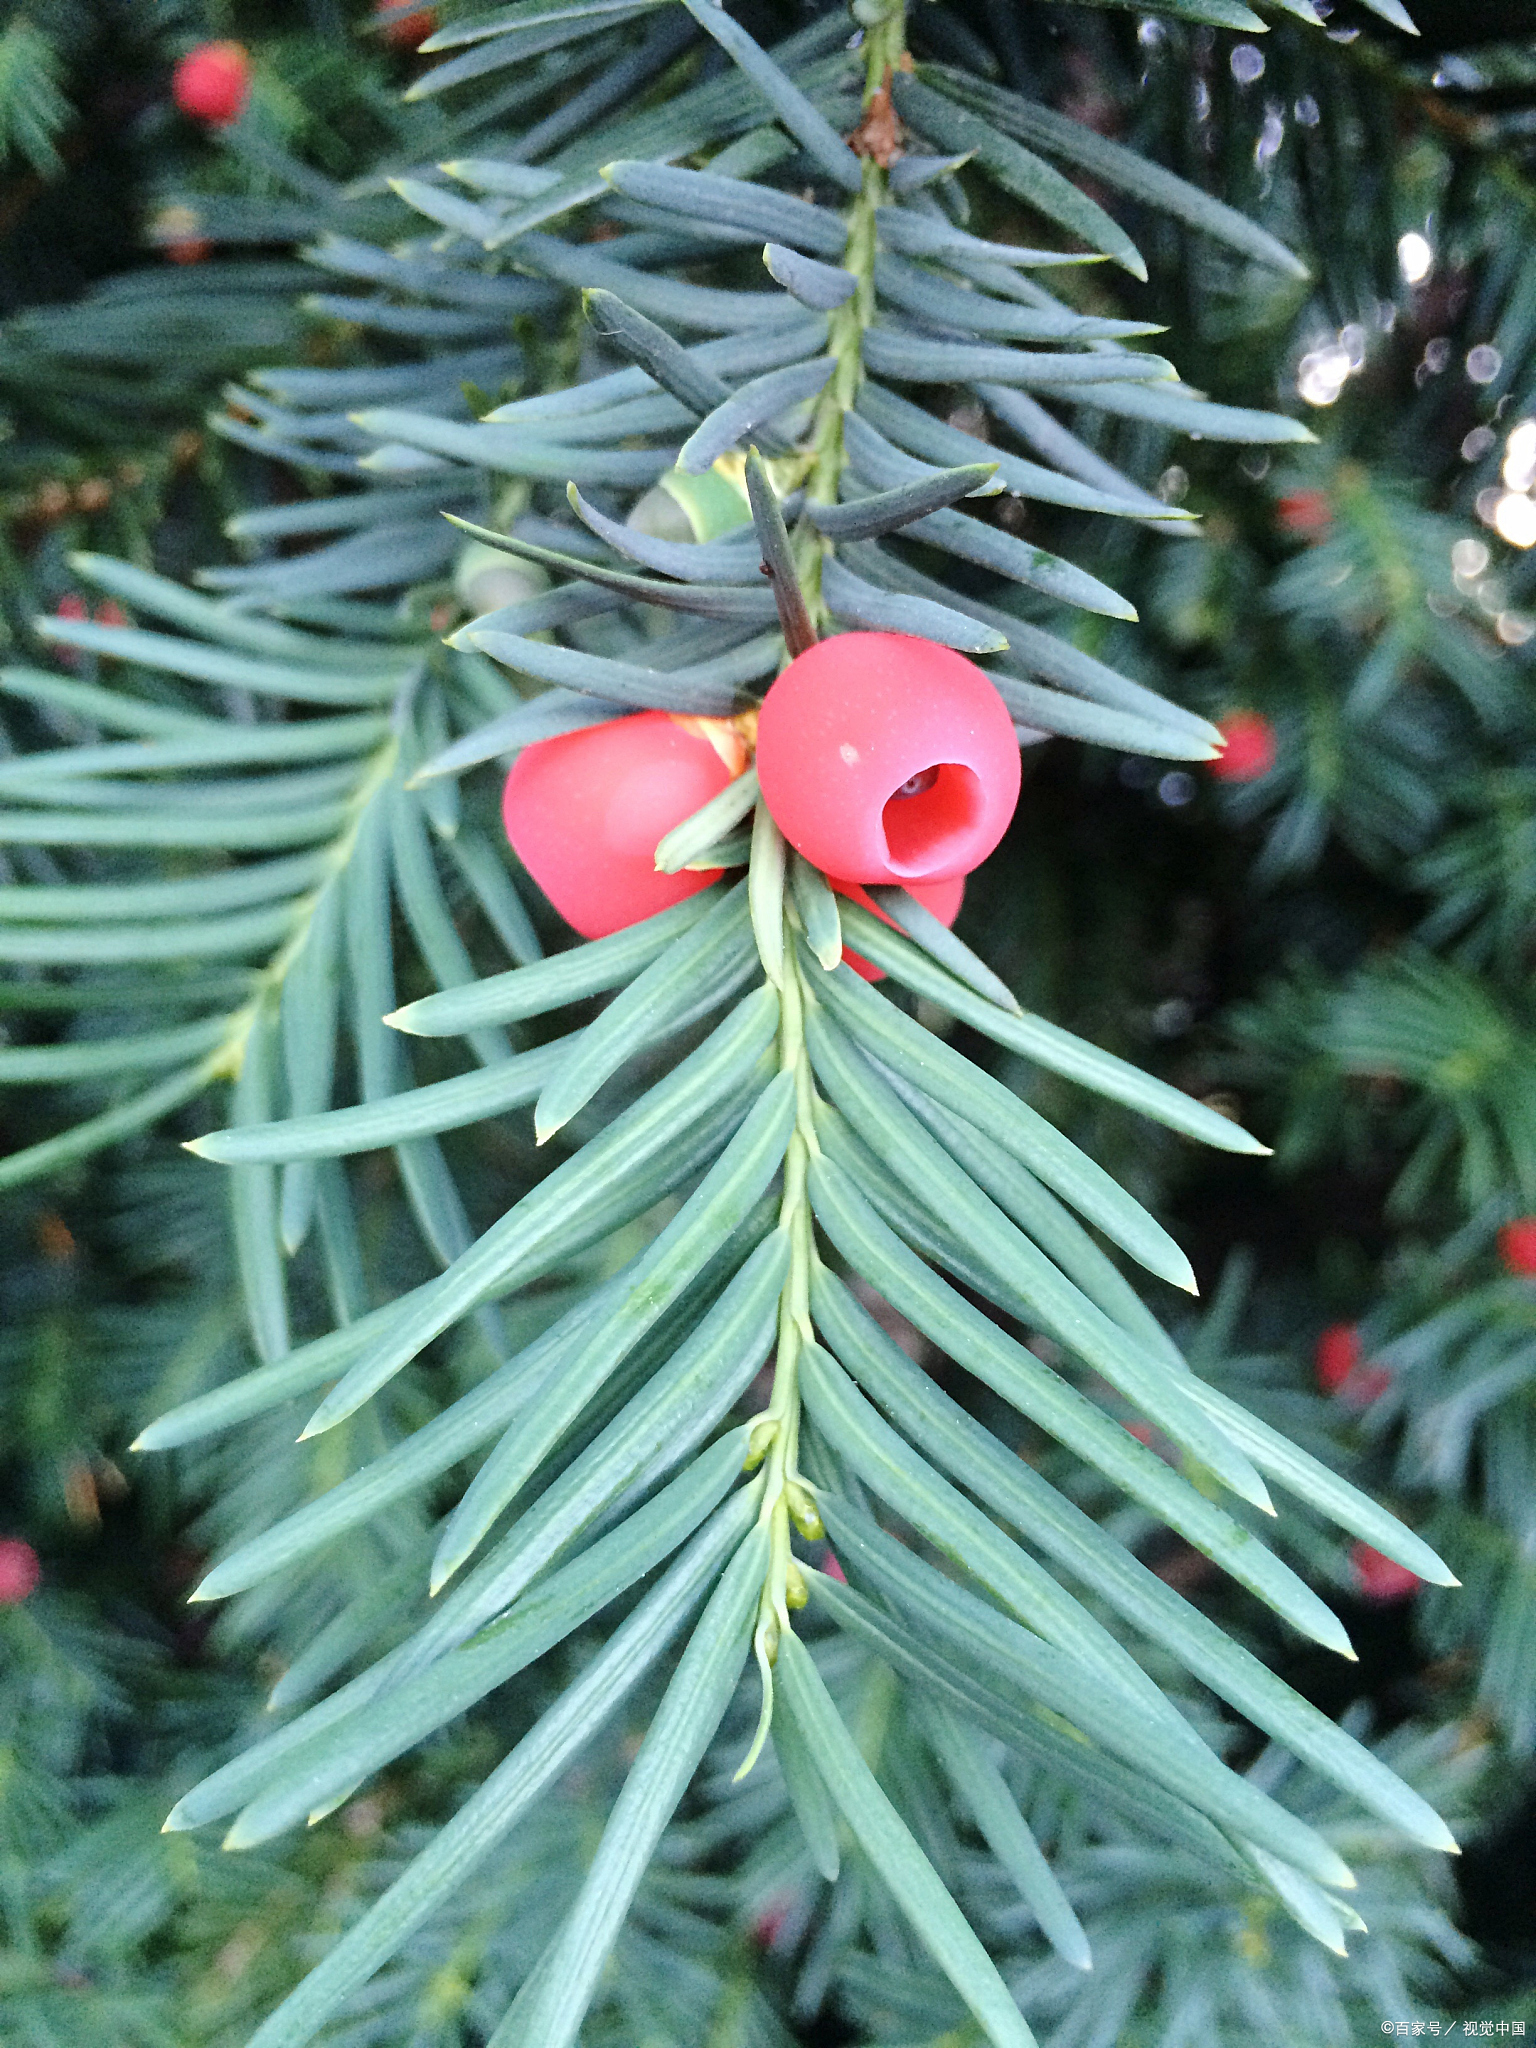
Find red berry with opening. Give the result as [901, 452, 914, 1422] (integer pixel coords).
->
[502, 712, 734, 939]
[754, 633, 1020, 886]
[1209, 709, 1277, 784]
[172, 41, 251, 126]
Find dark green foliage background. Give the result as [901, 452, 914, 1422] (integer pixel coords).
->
[3, 1, 1536, 2042]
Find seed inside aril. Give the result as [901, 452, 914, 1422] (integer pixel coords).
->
[894, 767, 939, 798]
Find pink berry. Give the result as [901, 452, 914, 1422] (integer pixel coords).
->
[1498, 1217, 1536, 1277]
[1349, 1542, 1420, 1604]
[831, 875, 963, 983]
[0, 1538, 40, 1604]
[1209, 710, 1277, 784]
[1314, 1323, 1361, 1394]
[755, 633, 1020, 885]
[502, 711, 733, 940]
[822, 1550, 847, 1584]
[172, 42, 251, 126]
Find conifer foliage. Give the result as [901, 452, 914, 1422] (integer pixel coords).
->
[8, 0, 1536, 2043]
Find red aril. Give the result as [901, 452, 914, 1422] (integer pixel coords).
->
[172, 42, 251, 126]
[831, 876, 964, 982]
[1497, 1216, 1536, 1277]
[375, 0, 437, 48]
[755, 633, 1020, 885]
[502, 711, 734, 939]
[1349, 1542, 1420, 1604]
[0, 1538, 40, 1604]
[1314, 1323, 1361, 1394]
[1276, 489, 1332, 538]
[1341, 1363, 1392, 1408]
[1210, 710, 1277, 783]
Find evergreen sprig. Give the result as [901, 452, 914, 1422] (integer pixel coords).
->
[7, 4, 1499, 2045]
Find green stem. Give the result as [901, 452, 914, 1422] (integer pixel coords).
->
[795, 0, 906, 623]
[738, 869, 827, 1773]
[738, 5, 909, 1765]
